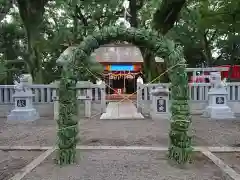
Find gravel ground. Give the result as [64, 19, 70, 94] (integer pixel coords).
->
[23, 150, 224, 180]
[214, 152, 240, 174]
[0, 115, 239, 147]
[0, 150, 42, 180]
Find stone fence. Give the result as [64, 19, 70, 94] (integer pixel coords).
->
[1, 82, 240, 118]
[137, 82, 240, 116]
[0, 82, 106, 118]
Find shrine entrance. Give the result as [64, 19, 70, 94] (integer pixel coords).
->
[96, 44, 143, 100]
[56, 26, 191, 165]
[125, 77, 135, 94]
[104, 72, 139, 100]
[104, 71, 140, 95]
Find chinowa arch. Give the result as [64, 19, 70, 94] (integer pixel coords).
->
[56, 26, 192, 165]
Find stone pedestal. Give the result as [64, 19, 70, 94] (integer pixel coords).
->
[202, 72, 235, 119]
[150, 85, 170, 120]
[202, 88, 235, 119]
[7, 89, 39, 121]
[7, 74, 39, 121]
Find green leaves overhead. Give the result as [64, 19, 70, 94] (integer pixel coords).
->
[152, 0, 186, 34]
[167, 0, 240, 67]
[0, 0, 13, 21]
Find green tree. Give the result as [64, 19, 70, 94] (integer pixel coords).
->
[0, 7, 26, 84]
[167, 0, 240, 68]
[152, 0, 186, 35]
[0, 0, 13, 21]
[16, 0, 50, 83]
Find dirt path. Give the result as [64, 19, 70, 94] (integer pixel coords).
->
[214, 152, 240, 174]
[0, 115, 239, 147]
[22, 150, 224, 180]
[0, 150, 41, 180]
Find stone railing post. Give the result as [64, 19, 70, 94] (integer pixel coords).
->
[136, 77, 143, 113]
[76, 81, 92, 118]
[100, 82, 106, 113]
[50, 81, 60, 121]
[85, 85, 92, 117]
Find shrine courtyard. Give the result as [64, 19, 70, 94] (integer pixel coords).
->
[0, 115, 240, 180]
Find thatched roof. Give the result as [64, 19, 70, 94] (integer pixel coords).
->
[92, 44, 143, 63]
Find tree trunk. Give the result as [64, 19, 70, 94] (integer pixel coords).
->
[26, 28, 43, 83]
[227, 14, 237, 82]
[129, 0, 138, 27]
[152, 0, 186, 35]
[17, 0, 48, 83]
[201, 33, 213, 67]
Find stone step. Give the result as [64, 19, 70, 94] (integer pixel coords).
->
[100, 101, 144, 120]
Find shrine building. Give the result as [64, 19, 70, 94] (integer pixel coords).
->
[93, 43, 143, 99]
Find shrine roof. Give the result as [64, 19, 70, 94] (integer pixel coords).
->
[91, 43, 144, 63]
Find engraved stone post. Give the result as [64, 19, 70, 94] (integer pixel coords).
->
[150, 85, 170, 120]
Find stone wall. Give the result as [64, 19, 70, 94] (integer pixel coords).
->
[0, 101, 103, 118]
[1, 100, 240, 119]
[138, 101, 240, 116]
[0, 103, 54, 118]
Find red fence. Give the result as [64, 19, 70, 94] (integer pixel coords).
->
[217, 65, 240, 79]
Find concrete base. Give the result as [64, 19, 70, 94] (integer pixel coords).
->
[100, 101, 144, 120]
[100, 112, 144, 120]
[7, 108, 39, 121]
[202, 106, 235, 119]
[151, 113, 170, 120]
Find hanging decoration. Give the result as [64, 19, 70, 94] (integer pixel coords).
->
[126, 74, 134, 79]
[103, 72, 139, 80]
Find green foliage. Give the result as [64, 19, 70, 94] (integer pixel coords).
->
[16, 0, 50, 83]
[1, 0, 239, 84]
[166, 44, 192, 163]
[0, 15, 26, 84]
[57, 69, 78, 165]
[0, 59, 7, 82]
[57, 25, 192, 165]
[168, 0, 240, 67]
[0, 0, 13, 21]
[152, 0, 186, 34]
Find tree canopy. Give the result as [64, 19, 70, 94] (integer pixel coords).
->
[0, 0, 239, 83]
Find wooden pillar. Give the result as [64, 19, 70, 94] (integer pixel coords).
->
[123, 71, 126, 93]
